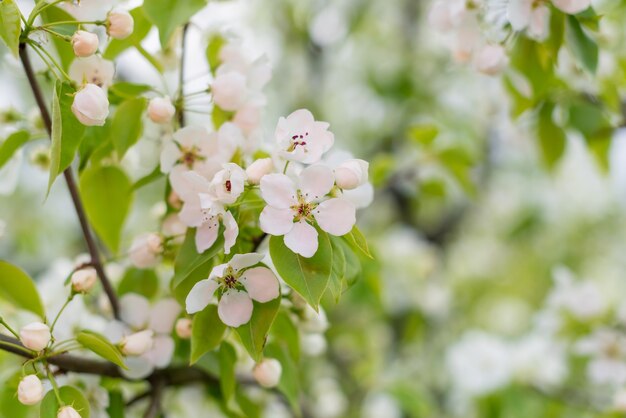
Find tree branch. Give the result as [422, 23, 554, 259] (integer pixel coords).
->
[176, 23, 190, 128]
[143, 377, 165, 418]
[18, 43, 121, 319]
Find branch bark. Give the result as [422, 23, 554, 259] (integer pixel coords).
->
[18, 43, 121, 319]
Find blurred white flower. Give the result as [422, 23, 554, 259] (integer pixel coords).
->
[576, 329, 626, 386]
[147, 97, 176, 124]
[69, 56, 115, 89]
[507, 0, 550, 41]
[253, 358, 282, 388]
[129, 233, 163, 269]
[275, 109, 334, 164]
[548, 266, 606, 320]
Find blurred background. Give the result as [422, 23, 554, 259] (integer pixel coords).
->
[3, 0, 626, 416]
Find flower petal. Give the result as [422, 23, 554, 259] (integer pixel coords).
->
[143, 335, 175, 369]
[241, 267, 280, 303]
[195, 221, 219, 253]
[120, 293, 150, 329]
[260, 174, 297, 208]
[315, 198, 356, 236]
[284, 221, 318, 258]
[260, 206, 294, 236]
[299, 164, 335, 200]
[160, 141, 181, 173]
[209, 263, 228, 280]
[149, 299, 181, 334]
[223, 210, 239, 254]
[230, 253, 265, 271]
[186, 279, 218, 314]
[218, 290, 253, 327]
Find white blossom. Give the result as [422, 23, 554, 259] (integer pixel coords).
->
[275, 109, 334, 164]
[69, 56, 115, 89]
[71, 84, 109, 126]
[17, 375, 44, 405]
[19, 322, 51, 351]
[253, 358, 282, 388]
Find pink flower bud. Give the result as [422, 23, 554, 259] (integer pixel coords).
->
[71, 267, 97, 293]
[475, 45, 508, 76]
[334, 159, 369, 190]
[57, 406, 81, 418]
[107, 8, 134, 39]
[212, 72, 247, 111]
[19, 322, 51, 351]
[175, 318, 192, 339]
[17, 375, 44, 405]
[71, 84, 109, 126]
[147, 97, 175, 124]
[252, 358, 282, 388]
[245, 158, 273, 185]
[71, 30, 99, 57]
[129, 233, 163, 268]
[121, 330, 154, 356]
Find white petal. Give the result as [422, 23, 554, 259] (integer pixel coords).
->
[230, 253, 265, 271]
[284, 221, 318, 258]
[160, 141, 181, 173]
[120, 293, 150, 329]
[143, 335, 175, 369]
[121, 357, 153, 380]
[178, 199, 204, 227]
[260, 174, 297, 208]
[195, 222, 219, 253]
[241, 267, 280, 303]
[209, 263, 228, 280]
[315, 198, 356, 236]
[148, 299, 181, 334]
[260, 206, 294, 236]
[223, 210, 239, 254]
[218, 291, 253, 327]
[342, 182, 374, 209]
[508, 0, 531, 30]
[298, 165, 335, 200]
[185, 279, 218, 314]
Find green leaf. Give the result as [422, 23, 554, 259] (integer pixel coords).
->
[191, 305, 226, 364]
[235, 296, 280, 362]
[0, 0, 21, 58]
[212, 106, 234, 129]
[104, 7, 152, 59]
[108, 82, 153, 105]
[343, 226, 373, 259]
[40, 6, 78, 70]
[142, 0, 207, 47]
[269, 231, 333, 310]
[219, 342, 237, 402]
[328, 236, 346, 302]
[0, 130, 30, 170]
[132, 166, 164, 190]
[111, 98, 146, 159]
[106, 391, 125, 418]
[537, 102, 566, 169]
[206, 34, 226, 72]
[271, 311, 300, 362]
[565, 15, 598, 74]
[265, 343, 300, 414]
[79, 165, 133, 253]
[0, 260, 45, 318]
[76, 331, 127, 369]
[79, 122, 112, 171]
[408, 124, 438, 147]
[117, 268, 159, 299]
[49, 81, 86, 193]
[40, 386, 90, 418]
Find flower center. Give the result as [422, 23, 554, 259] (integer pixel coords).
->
[223, 274, 238, 289]
[178, 145, 205, 168]
[287, 132, 309, 152]
[219, 267, 242, 290]
[291, 191, 317, 222]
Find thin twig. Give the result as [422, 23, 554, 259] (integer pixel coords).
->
[143, 377, 165, 418]
[18, 43, 121, 319]
[176, 23, 190, 128]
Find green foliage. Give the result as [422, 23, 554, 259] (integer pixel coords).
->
[142, 0, 207, 47]
[536, 102, 566, 169]
[40, 386, 90, 418]
[0, 130, 30, 170]
[105, 391, 125, 418]
[190, 305, 226, 364]
[111, 98, 146, 159]
[108, 82, 153, 105]
[269, 231, 333, 310]
[408, 124, 439, 146]
[76, 331, 127, 369]
[79, 165, 133, 253]
[49, 81, 85, 193]
[0, 0, 20, 58]
[218, 342, 237, 402]
[343, 226, 373, 259]
[118, 268, 159, 299]
[0, 260, 45, 318]
[235, 296, 281, 361]
[265, 342, 300, 413]
[206, 34, 226, 73]
[565, 15, 598, 74]
[40, 6, 78, 70]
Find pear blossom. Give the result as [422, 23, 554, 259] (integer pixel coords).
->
[120, 329, 154, 356]
[246, 158, 274, 185]
[58, 406, 81, 418]
[212, 72, 248, 111]
[70, 267, 98, 293]
[129, 233, 163, 268]
[575, 329, 626, 386]
[17, 375, 44, 405]
[333, 159, 369, 190]
[233, 104, 261, 135]
[507, 0, 550, 41]
[275, 109, 334, 164]
[71, 84, 109, 126]
[474, 44, 509, 76]
[19, 322, 51, 351]
[71, 30, 99, 57]
[552, 0, 591, 14]
[253, 358, 282, 388]
[175, 318, 192, 339]
[207, 163, 246, 205]
[107, 8, 134, 39]
[259, 164, 356, 257]
[186, 253, 280, 327]
[69, 56, 115, 89]
[427, 0, 467, 32]
[147, 97, 176, 124]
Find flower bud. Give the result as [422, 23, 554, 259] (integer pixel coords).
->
[253, 358, 282, 388]
[552, 0, 591, 14]
[120, 330, 154, 356]
[17, 375, 44, 405]
[334, 159, 369, 190]
[57, 406, 81, 418]
[71, 30, 99, 57]
[71, 267, 97, 293]
[19, 322, 51, 351]
[71, 84, 109, 126]
[211, 72, 247, 111]
[107, 8, 134, 39]
[129, 233, 163, 268]
[147, 97, 175, 124]
[175, 318, 192, 339]
[246, 158, 273, 185]
[475, 44, 508, 76]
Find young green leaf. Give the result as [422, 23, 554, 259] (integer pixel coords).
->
[537, 102, 566, 169]
[111, 98, 146, 159]
[269, 231, 333, 311]
[0, 130, 30, 170]
[76, 331, 127, 369]
[328, 237, 347, 302]
[265, 343, 301, 414]
[79, 165, 133, 253]
[105, 391, 125, 418]
[206, 34, 226, 73]
[40, 386, 90, 418]
[40, 6, 78, 70]
[143, 0, 207, 47]
[0, 0, 21, 58]
[117, 268, 159, 299]
[191, 305, 226, 364]
[219, 342, 237, 402]
[271, 311, 300, 362]
[565, 15, 598, 74]
[344, 226, 373, 259]
[235, 296, 280, 362]
[0, 260, 45, 318]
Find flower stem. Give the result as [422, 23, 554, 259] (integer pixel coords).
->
[0, 318, 20, 339]
[49, 295, 74, 336]
[283, 161, 290, 174]
[46, 366, 64, 406]
[27, 40, 72, 82]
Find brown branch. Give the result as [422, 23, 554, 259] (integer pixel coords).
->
[143, 377, 165, 418]
[18, 43, 120, 319]
[176, 23, 190, 128]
